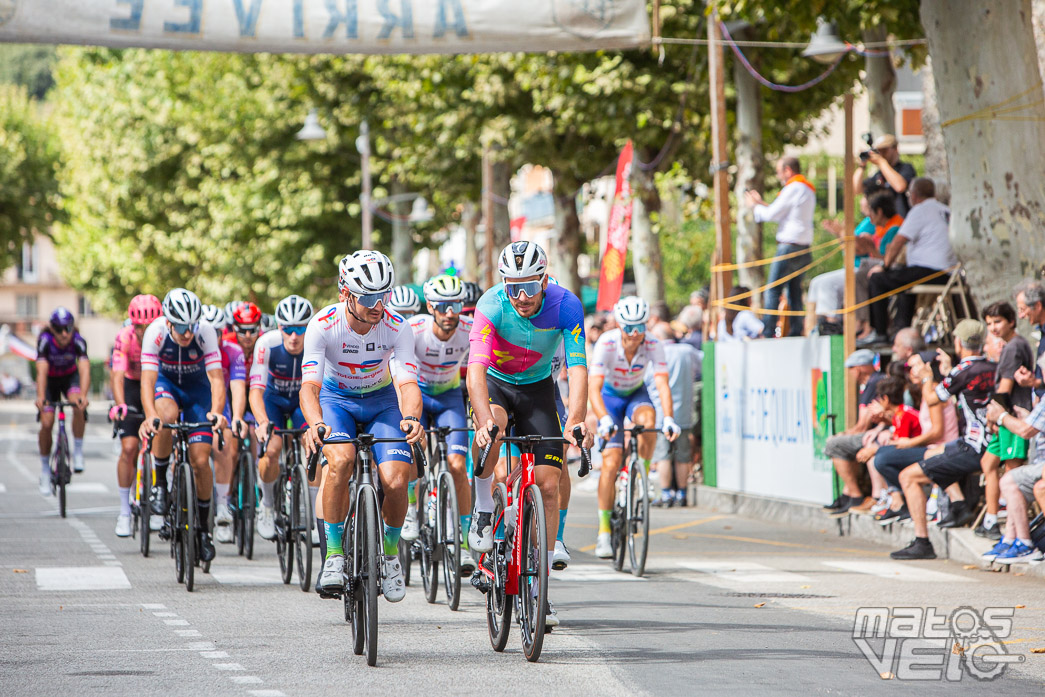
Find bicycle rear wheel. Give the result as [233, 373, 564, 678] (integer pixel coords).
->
[438, 471, 462, 611]
[238, 451, 256, 560]
[139, 454, 152, 557]
[486, 483, 512, 652]
[277, 466, 293, 585]
[627, 460, 650, 577]
[56, 437, 68, 518]
[397, 537, 413, 587]
[360, 489, 381, 667]
[292, 464, 313, 591]
[518, 484, 548, 662]
[611, 466, 629, 572]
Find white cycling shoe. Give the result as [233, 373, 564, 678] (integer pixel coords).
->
[214, 502, 234, 544]
[552, 540, 571, 570]
[257, 505, 276, 541]
[115, 514, 132, 537]
[468, 512, 494, 552]
[595, 532, 613, 559]
[382, 555, 406, 602]
[39, 472, 52, 497]
[546, 601, 560, 628]
[402, 507, 420, 542]
[317, 555, 346, 596]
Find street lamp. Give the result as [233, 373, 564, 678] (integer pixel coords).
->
[295, 109, 327, 141]
[802, 18, 850, 64]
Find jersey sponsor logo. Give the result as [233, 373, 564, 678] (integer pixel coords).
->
[425, 348, 440, 357]
[570, 323, 582, 341]
[303, 360, 319, 369]
[328, 431, 352, 439]
[479, 324, 493, 344]
[492, 349, 515, 366]
[318, 307, 339, 323]
[384, 310, 404, 326]
[336, 359, 383, 375]
[342, 342, 358, 354]
[445, 347, 453, 355]
[366, 343, 375, 351]
[568, 352, 585, 359]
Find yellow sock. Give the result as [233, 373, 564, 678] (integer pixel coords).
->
[598, 509, 611, 535]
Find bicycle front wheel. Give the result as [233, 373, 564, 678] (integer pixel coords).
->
[180, 463, 197, 592]
[419, 481, 439, 605]
[628, 459, 650, 577]
[360, 489, 381, 667]
[292, 464, 314, 592]
[519, 483, 548, 662]
[611, 466, 629, 572]
[486, 483, 511, 652]
[56, 438, 68, 518]
[438, 471, 462, 611]
[242, 452, 256, 560]
[277, 467, 293, 585]
[139, 454, 152, 557]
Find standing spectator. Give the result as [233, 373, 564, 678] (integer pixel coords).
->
[744, 157, 815, 338]
[854, 133, 918, 218]
[648, 301, 672, 333]
[860, 178, 958, 347]
[892, 320, 996, 560]
[716, 286, 763, 342]
[984, 399, 1045, 563]
[1014, 280, 1045, 398]
[676, 305, 703, 351]
[977, 302, 1034, 540]
[646, 324, 700, 507]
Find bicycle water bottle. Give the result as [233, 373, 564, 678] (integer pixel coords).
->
[427, 489, 437, 527]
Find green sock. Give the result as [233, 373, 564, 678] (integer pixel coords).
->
[383, 524, 402, 556]
[407, 480, 417, 505]
[598, 509, 611, 535]
[642, 459, 651, 473]
[557, 509, 567, 543]
[324, 521, 345, 556]
[460, 515, 472, 549]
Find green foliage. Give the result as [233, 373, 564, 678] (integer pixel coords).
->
[0, 44, 57, 99]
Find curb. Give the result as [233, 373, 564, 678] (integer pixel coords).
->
[693, 484, 1045, 580]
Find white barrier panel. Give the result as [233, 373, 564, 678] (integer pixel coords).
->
[714, 336, 837, 505]
[0, 0, 649, 54]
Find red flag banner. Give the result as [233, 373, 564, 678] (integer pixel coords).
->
[596, 141, 634, 312]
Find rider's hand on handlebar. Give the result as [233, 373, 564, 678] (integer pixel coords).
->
[304, 422, 326, 457]
[140, 417, 160, 440]
[567, 421, 595, 449]
[596, 415, 617, 440]
[400, 417, 424, 445]
[74, 394, 88, 410]
[109, 403, 128, 422]
[34, 396, 45, 412]
[474, 418, 497, 449]
[207, 412, 228, 432]
[662, 416, 682, 442]
[233, 418, 249, 439]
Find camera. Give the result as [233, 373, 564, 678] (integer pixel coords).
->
[859, 132, 876, 163]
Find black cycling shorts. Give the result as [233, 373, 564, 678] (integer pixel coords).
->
[483, 374, 564, 471]
[116, 378, 145, 440]
[44, 372, 81, 405]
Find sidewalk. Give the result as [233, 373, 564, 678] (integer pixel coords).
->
[692, 484, 1045, 581]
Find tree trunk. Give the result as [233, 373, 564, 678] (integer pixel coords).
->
[552, 174, 583, 297]
[390, 180, 414, 285]
[492, 157, 512, 251]
[921, 0, 1045, 305]
[1032, 0, 1045, 83]
[919, 55, 950, 202]
[731, 24, 764, 292]
[461, 201, 480, 284]
[862, 25, 897, 138]
[631, 163, 666, 305]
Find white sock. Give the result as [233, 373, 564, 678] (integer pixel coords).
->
[74, 438, 84, 457]
[118, 486, 131, 516]
[984, 513, 998, 529]
[474, 474, 495, 514]
[40, 455, 50, 474]
[214, 482, 230, 505]
[309, 486, 319, 516]
[1003, 536, 1015, 544]
[547, 550, 555, 570]
[1019, 538, 1033, 548]
[261, 478, 276, 508]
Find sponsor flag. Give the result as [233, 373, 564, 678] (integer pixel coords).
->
[595, 140, 634, 312]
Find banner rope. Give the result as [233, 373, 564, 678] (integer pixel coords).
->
[711, 238, 844, 272]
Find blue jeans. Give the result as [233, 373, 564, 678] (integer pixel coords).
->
[763, 243, 811, 338]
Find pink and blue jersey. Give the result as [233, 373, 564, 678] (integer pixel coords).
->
[468, 283, 586, 386]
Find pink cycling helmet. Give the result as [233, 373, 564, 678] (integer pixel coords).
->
[128, 294, 162, 324]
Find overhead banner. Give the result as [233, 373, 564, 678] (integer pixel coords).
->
[0, 1, 650, 55]
[595, 139, 633, 312]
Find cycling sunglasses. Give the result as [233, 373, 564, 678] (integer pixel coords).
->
[281, 325, 307, 336]
[504, 276, 545, 299]
[172, 322, 198, 335]
[235, 324, 259, 335]
[433, 301, 463, 315]
[52, 325, 73, 335]
[622, 323, 646, 335]
[354, 291, 389, 308]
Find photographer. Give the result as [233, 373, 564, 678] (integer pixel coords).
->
[854, 134, 917, 218]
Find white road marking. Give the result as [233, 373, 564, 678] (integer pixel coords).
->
[210, 567, 286, 585]
[232, 676, 263, 685]
[174, 630, 201, 637]
[184, 642, 216, 651]
[213, 663, 245, 671]
[103, 561, 122, 567]
[554, 563, 647, 582]
[164, 619, 190, 626]
[142, 603, 166, 609]
[673, 560, 811, 588]
[822, 560, 979, 583]
[35, 566, 131, 591]
[249, 691, 286, 697]
[66, 482, 109, 494]
[202, 651, 230, 659]
[0, 483, 7, 492]
[152, 611, 178, 617]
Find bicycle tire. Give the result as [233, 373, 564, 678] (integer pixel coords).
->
[438, 471, 461, 611]
[243, 451, 256, 560]
[398, 537, 413, 587]
[56, 433, 68, 518]
[419, 479, 439, 605]
[293, 464, 313, 592]
[361, 488, 381, 667]
[519, 484, 548, 662]
[277, 472, 292, 585]
[181, 463, 197, 592]
[234, 455, 246, 556]
[628, 460, 650, 577]
[348, 510, 364, 655]
[611, 465, 629, 572]
[486, 483, 512, 652]
[139, 454, 152, 557]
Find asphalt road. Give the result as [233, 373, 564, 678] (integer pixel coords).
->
[3, 400, 1045, 695]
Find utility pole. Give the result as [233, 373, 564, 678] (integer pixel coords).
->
[482, 144, 495, 288]
[358, 120, 373, 249]
[843, 94, 857, 429]
[708, 15, 732, 316]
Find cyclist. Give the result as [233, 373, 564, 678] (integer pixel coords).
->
[468, 241, 593, 626]
[35, 307, 91, 493]
[589, 296, 681, 559]
[139, 289, 228, 563]
[201, 304, 248, 544]
[223, 301, 246, 342]
[110, 294, 162, 536]
[301, 250, 424, 603]
[260, 313, 278, 335]
[387, 285, 422, 319]
[401, 274, 475, 573]
[250, 294, 313, 541]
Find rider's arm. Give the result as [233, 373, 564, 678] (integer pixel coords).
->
[76, 356, 91, 404]
[300, 381, 323, 428]
[653, 372, 674, 420]
[206, 368, 226, 421]
[588, 373, 609, 421]
[140, 370, 158, 423]
[138, 322, 162, 425]
[247, 383, 264, 422]
[111, 334, 126, 405]
[586, 333, 611, 420]
[392, 320, 424, 443]
[466, 362, 494, 428]
[231, 379, 247, 422]
[199, 325, 226, 422]
[35, 359, 49, 406]
[564, 364, 589, 428]
[299, 316, 328, 449]
[111, 367, 126, 405]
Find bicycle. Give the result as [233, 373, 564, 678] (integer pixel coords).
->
[113, 406, 154, 557]
[261, 425, 313, 591]
[473, 424, 591, 663]
[230, 429, 257, 560]
[156, 417, 223, 593]
[38, 400, 83, 518]
[307, 426, 426, 667]
[605, 425, 652, 578]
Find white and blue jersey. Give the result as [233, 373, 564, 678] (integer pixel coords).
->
[404, 314, 471, 455]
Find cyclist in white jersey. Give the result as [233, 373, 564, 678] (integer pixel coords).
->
[301, 251, 424, 602]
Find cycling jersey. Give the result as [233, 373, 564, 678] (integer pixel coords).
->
[407, 314, 471, 396]
[250, 331, 303, 397]
[468, 283, 586, 385]
[302, 303, 418, 397]
[219, 340, 246, 387]
[111, 325, 143, 381]
[36, 330, 88, 378]
[590, 328, 668, 396]
[141, 318, 222, 385]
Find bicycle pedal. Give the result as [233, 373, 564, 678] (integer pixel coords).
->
[470, 571, 491, 594]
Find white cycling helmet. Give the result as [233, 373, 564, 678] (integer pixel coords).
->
[200, 304, 227, 327]
[614, 296, 650, 326]
[163, 288, 202, 325]
[422, 274, 466, 302]
[338, 250, 396, 295]
[223, 300, 245, 326]
[260, 313, 277, 333]
[274, 295, 314, 327]
[387, 286, 421, 314]
[498, 241, 547, 279]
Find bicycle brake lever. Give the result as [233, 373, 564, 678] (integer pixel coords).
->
[412, 442, 427, 480]
[475, 425, 500, 478]
[573, 425, 592, 478]
[307, 425, 327, 480]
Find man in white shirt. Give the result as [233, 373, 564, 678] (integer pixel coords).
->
[745, 156, 816, 338]
[860, 177, 957, 347]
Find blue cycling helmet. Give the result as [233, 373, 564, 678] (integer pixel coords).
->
[49, 307, 75, 331]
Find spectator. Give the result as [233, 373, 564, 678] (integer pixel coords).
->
[860, 178, 958, 347]
[983, 399, 1045, 563]
[892, 319, 996, 560]
[891, 328, 926, 365]
[976, 301, 1034, 540]
[744, 156, 815, 338]
[676, 305, 703, 351]
[716, 286, 763, 342]
[646, 323, 701, 507]
[1014, 280, 1045, 398]
[689, 289, 708, 310]
[822, 349, 885, 515]
[0, 371, 20, 398]
[586, 312, 612, 351]
[648, 301, 672, 332]
[854, 133, 918, 218]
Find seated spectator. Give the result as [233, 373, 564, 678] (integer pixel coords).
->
[891, 328, 926, 366]
[977, 301, 1034, 540]
[1014, 280, 1045, 398]
[647, 323, 701, 507]
[676, 305, 703, 351]
[859, 177, 958, 347]
[716, 286, 763, 342]
[892, 320, 996, 560]
[984, 399, 1045, 563]
[822, 349, 885, 515]
[807, 195, 874, 336]
[0, 372, 20, 398]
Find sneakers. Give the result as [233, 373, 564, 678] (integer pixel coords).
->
[822, 494, 847, 512]
[652, 493, 675, 508]
[115, 514, 132, 537]
[402, 506, 420, 541]
[595, 532, 613, 559]
[545, 601, 559, 628]
[973, 522, 1002, 541]
[150, 487, 169, 516]
[870, 493, 892, 517]
[257, 505, 276, 541]
[936, 500, 976, 529]
[468, 512, 494, 553]
[552, 540, 571, 570]
[890, 538, 936, 560]
[73, 452, 85, 474]
[982, 540, 1011, 562]
[382, 555, 406, 602]
[675, 491, 688, 508]
[994, 540, 1043, 564]
[214, 502, 234, 543]
[197, 531, 216, 563]
[829, 496, 866, 518]
[317, 555, 346, 596]
[856, 330, 887, 347]
[876, 505, 910, 527]
[39, 472, 52, 497]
